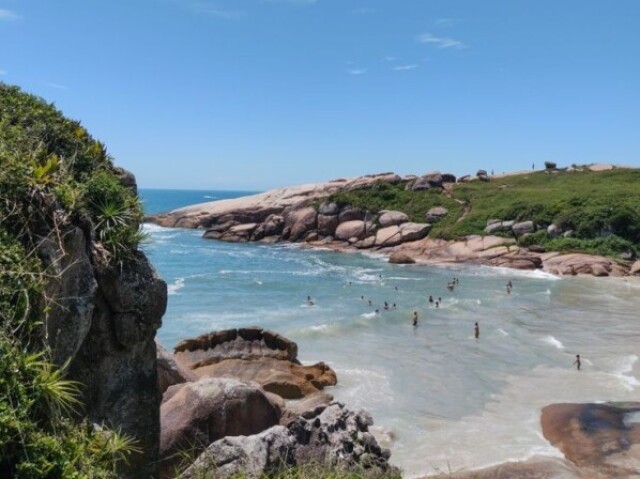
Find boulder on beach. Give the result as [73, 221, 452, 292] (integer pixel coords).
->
[541, 402, 640, 475]
[335, 220, 366, 241]
[425, 206, 448, 223]
[157, 342, 198, 394]
[193, 358, 337, 400]
[388, 252, 415, 264]
[160, 378, 281, 477]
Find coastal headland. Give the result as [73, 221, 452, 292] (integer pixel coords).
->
[146, 167, 640, 278]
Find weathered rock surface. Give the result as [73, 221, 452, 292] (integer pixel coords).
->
[193, 358, 337, 399]
[425, 206, 448, 223]
[388, 252, 416, 264]
[335, 220, 366, 241]
[178, 426, 295, 479]
[512, 220, 536, 236]
[541, 402, 640, 478]
[542, 254, 627, 277]
[280, 392, 334, 426]
[180, 402, 395, 479]
[157, 342, 198, 394]
[284, 207, 317, 242]
[160, 378, 281, 477]
[174, 327, 298, 368]
[375, 225, 402, 247]
[378, 210, 409, 227]
[38, 171, 167, 479]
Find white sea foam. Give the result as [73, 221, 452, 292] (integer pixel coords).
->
[361, 311, 378, 318]
[541, 335, 564, 350]
[167, 277, 185, 295]
[498, 328, 509, 336]
[612, 355, 640, 390]
[203, 195, 218, 199]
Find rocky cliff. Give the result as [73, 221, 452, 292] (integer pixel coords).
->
[0, 83, 167, 478]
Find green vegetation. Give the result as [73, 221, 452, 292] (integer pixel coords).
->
[184, 460, 401, 479]
[0, 83, 142, 477]
[329, 169, 640, 260]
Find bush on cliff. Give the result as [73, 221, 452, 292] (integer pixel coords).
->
[0, 83, 142, 477]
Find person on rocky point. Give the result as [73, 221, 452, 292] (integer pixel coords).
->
[475, 322, 480, 339]
[574, 354, 581, 371]
[412, 311, 418, 327]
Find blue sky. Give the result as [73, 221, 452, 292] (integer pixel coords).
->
[1, 1, 639, 190]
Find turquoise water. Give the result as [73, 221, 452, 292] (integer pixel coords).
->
[141, 189, 640, 477]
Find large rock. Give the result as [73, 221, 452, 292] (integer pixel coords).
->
[69, 250, 166, 479]
[543, 253, 627, 277]
[541, 402, 640, 476]
[288, 402, 393, 472]
[193, 358, 337, 399]
[512, 220, 535, 236]
[280, 392, 334, 426]
[375, 226, 402, 247]
[631, 261, 640, 275]
[425, 206, 448, 223]
[317, 214, 339, 236]
[388, 252, 415, 264]
[160, 378, 281, 477]
[157, 342, 198, 394]
[412, 173, 443, 190]
[378, 210, 409, 227]
[252, 214, 285, 241]
[285, 207, 317, 242]
[399, 222, 431, 242]
[178, 426, 295, 479]
[441, 173, 457, 183]
[335, 220, 366, 241]
[174, 328, 298, 368]
[318, 202, 339, 216]
[338, 207, 365, 223]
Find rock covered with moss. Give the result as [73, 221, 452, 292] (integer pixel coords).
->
[0, 83, 166, 478]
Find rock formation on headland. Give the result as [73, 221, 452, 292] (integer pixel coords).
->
[157, 328, 395, 479]
[147, 167, 640, 277]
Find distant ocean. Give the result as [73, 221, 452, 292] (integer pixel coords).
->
[140, 189, 640, 478]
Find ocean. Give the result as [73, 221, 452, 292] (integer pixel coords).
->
[141, 189, 640, 477]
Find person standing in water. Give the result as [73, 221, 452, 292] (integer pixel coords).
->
[474, 322, 480, 339]
[412, 311, 418, 327]
[574, 354, 581, 370]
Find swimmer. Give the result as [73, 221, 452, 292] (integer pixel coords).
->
[447, 282, 454, 291]
[428, 295, 434, 304]
[574, 354, 581, 371]
[474, 322, 479, 339]
[438, 297, 442, 303]
[435, 301, 440, 308]
[507, 280, 513, 289]
[306, 295, 315, 306]
[412, 311, 418, 327]
[395, 286, 398, 291]
[361, 295, 364, 300]
[392, 303, 396, 309]
[506, 285, 511, 295]
[374, 309, 380, 314]
[368, 299, 372, 307]
[384, 301, 389, 310]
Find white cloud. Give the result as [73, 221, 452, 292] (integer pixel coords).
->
[384, 55, 396, 62]
[435, 18, 457, 27]
[347, 68, 367, 75]
[41, 82, 69, 90]
[394, 64, 418, 71]
[417, 33, 465, 49]
[0, 8, 19, 21]
[191, 3, 245, 19]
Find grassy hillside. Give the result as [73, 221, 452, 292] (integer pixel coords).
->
[330, 169, 640, 259]
[0, 84, 141, 477]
